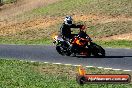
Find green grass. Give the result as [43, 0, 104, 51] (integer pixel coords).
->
[0, 37, 52, 45]
[17, 0, 132, 20]
[2, 0, 17, 4]
[0, 59, 132, 88]
[95, 40, 132, 48]
[31, 0, 89, 16]
[31, 0, 132, 17]
[0, 35, 132, 49]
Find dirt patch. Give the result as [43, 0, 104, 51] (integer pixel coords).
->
[73, 14, 99, 21]
[73, 14, 132, 24]
[100, 33, 132, 40]
[0, 0, 61, 20]
[0, 0, 62, 36]
[0, 17, 61, 36]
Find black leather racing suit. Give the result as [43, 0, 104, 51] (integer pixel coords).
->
[60, 23, 82, 40]
[60, 23, 84, 54]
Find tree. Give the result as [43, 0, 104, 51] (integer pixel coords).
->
[0, 0, 3, 6]
[0, 0, 2, 5]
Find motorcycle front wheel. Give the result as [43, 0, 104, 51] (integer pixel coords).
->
[56, 45, 65, 56]
[90, 43, 105, 57]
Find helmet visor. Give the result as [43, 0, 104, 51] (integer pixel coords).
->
[67, 20, 72, 24]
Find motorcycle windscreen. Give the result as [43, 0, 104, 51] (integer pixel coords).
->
[57, 36, 64, 41]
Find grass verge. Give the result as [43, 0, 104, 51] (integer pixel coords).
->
[0, 36, 132, 49]
[96, 40, 132, 48]
[0, 59, 132, 88]
[0, 37, 52, 45]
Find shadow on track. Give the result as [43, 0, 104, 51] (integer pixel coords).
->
[103, 56, 132, 58]
[74, 56, 132, 58]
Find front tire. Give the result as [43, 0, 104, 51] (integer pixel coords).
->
[56, 45, 65, 56]
[65, 51, 71, 56]
[90, 43, 105, 57]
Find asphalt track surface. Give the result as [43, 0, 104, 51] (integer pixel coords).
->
[0, 45, 132, 70]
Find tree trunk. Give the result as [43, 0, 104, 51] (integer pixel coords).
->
[0, 0, 3, 6]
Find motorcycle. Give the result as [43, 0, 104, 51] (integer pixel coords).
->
[52, 28, 105, 57]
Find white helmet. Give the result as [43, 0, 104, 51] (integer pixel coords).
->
[64, 16, 73, 25]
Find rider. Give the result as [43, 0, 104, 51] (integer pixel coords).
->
[60, 16, 85, 55]
[60, 16, 84, 40]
